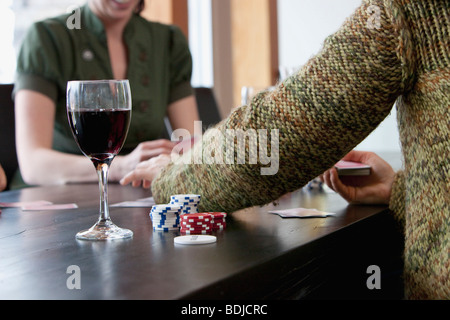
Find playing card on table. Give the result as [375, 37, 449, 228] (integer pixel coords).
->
[269, 207, 336, 218]
[21, 203, 78, 211]
[110, 196, 156, 207]
[0, 200, 53, 208]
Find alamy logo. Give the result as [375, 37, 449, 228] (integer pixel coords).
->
[366, 5, 381, 30]
[66, 5, 81, 30]
[366, 265, 381, 290]
[171, 121, 279, 176]
[66, 265, 81, 290]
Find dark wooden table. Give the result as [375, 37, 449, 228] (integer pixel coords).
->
[0, 181, 404, 300]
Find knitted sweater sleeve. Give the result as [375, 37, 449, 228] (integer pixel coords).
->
[151, 0, 413, 213]
[389, 170, 406, 227]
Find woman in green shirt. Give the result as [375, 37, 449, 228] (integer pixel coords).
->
[13, 0, 199, 187]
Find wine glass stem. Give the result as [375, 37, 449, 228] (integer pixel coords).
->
[96, 162, 110, 223]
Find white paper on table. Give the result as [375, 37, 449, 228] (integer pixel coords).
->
[21, 203, 78, 211]
[0, 200, 53, 208]
[110, 197, 156, 208]
[269, 207, 336, 218]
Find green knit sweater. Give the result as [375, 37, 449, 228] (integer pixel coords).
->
[152, 0, 449, 299]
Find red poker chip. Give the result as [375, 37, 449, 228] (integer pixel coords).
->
[210, 215, 226, 219]
[181, 221, 211, 225]
[180, 225, 210, 229]
[181, 220, 211, 225]
[181, 223, 211, 227]
[180, 230, 212, 235]
[182, 220, 211, 225]
[181, 224, 211, 229]
[180, 213, 213, 221]
[181, 227, 211, 231]
[180, 222, 211, 227]
[181, 227, 211, 232]
[181, 213, 211, 219]
[207, 212, 227, 218]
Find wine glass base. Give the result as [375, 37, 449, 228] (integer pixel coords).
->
[76, 219, 133, 241]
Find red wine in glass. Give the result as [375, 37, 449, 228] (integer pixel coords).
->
[68, 109, 130, 165]
[67, 80, 133, 240]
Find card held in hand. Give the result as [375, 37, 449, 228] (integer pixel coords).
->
[335, 160, 371, 176]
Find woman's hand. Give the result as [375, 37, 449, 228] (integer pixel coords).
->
[120, 154, 171, 189]
[111, 139, 176, 181]
[322, 150, 395, 205]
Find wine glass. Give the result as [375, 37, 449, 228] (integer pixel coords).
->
[67, 80, 133, 240]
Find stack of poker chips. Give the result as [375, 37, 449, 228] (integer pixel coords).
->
[208, 212, 227, 231]
[150, 204, 183, 231]
[170, 194, 200, 215]
[180, 213, 212, 234]
[150, 194, 228, 234]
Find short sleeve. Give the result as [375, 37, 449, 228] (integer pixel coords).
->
[167, 25, 194, 104]
[13, 21, 65, 102]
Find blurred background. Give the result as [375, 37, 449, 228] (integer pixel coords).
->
[0, 0, 400, 153]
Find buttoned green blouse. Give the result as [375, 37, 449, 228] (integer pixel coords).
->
[14, 4, 194, 155]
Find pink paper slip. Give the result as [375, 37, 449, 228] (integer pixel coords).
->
[21, 203, 78, 211]
[0, 200, 53, 208]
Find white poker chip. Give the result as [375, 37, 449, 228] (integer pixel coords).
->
[171, 194, 201, 199]
[174, 235, 216, 245]
[153, 226, 178, 231]
[151, 204, 183, 210]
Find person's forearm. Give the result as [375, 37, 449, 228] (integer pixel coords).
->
[20, 148, 142, 185]
[151, 0, 412, 213]
[19, 148, 97, 185]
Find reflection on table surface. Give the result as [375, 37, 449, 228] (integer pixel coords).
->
[0, 180, 403, 300]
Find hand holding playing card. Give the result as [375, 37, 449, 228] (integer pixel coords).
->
[322, 150, 395, 205]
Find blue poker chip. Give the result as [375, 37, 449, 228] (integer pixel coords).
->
[154, 223, 179, 228]
[150, 217, 179, 222]
[182, 210, 199, 215]
[170, 194, 201, 199]
[150, 215, 179, 221]
[151, 216, 179, 221]
[170, 201, 200, 206]
[150, 211, 179, 216]
[151, 209, 181, 214]
[305, 178, 324, 191]
[153, 226, 178, 231]
[151, 211, 181, 216]
[151, 204, 183, 211]
[171, 198, 200, 203]
[170, 195, 201, 203]
[153, 217, 178, 222]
